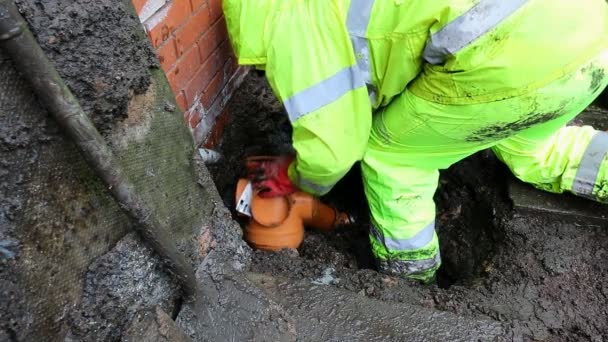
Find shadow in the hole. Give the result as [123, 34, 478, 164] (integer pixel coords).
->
[307, 153, 510, 289]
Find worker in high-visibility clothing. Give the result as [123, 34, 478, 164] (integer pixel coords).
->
[224, 0, 608, 282]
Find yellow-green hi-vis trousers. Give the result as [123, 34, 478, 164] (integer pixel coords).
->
[362, 52, 608, 282]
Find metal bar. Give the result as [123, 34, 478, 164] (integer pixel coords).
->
[0, 0, 197, 298]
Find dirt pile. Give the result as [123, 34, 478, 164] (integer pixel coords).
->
[211, 73, 608, 341]
[15, 0, 157, 134]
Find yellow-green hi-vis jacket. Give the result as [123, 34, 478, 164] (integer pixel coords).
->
[223, 0, 608, 196]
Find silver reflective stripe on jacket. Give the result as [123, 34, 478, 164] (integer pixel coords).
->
[423, 0, 528, 65]
[347, 0, 376, 103]
[283, 65, 365, 122]
[371, 221, 436, 251]
[572, 132, 608, 199]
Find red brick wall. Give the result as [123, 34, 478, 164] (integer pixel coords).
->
[132, 0, 247, 145]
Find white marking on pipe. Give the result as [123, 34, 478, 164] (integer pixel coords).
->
[236, 182, 253, 217]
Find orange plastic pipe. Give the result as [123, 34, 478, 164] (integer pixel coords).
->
[235, 179, 352, 251]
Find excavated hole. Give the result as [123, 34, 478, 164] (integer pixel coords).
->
[208, 71, 507, 288]
[294, 157, 507, 290]
[209, 72, 608, 340]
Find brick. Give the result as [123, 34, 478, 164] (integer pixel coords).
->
[225, 51, 238, 75]
[201, 68, 225, 109]
[189, 107, 202, 128]
[166, 45, 201, 94]
[156, 37, 178, 71]
[197, 17, 228, 63]
[175, 90, 188, 112]
[208, 0, 223, 23]
[203, 108, 231, 149]
[175, 7, 212, 56]
[189, 0, 205, 11]
[218, 39, 233, 64]
[145, 0, 191, 48]
[182, 68, 208, 107]
[182, 41, 230, 105]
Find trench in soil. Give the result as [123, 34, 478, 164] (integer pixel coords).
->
[209, 72, 608, 341]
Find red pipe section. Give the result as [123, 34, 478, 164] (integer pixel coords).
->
[235, 179, 352, 251]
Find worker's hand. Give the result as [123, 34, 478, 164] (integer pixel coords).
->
[245, 155, 298, 198]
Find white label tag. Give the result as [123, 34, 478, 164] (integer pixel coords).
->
[236, 181, 253, 217]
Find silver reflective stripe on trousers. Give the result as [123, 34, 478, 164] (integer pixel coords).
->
[295, 170, 334, 195]
[370, 221, 436, 251]
[377, 252, 441, 276]
[572, 132, 608, 199]
[283, 65, 365, 122]
[347, 0, 376, 103]
[423, 0, 528, 65]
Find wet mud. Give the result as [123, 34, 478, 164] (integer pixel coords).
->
[467, 112, 560, 142]
[0, 1, 197, 339]
[211, 72, 608, 341]
[65, 233, 180, 342]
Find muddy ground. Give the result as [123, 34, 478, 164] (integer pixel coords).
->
[210, 72, 608, 341]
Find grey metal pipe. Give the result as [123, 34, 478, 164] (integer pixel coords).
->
[0, 1, 197, 298]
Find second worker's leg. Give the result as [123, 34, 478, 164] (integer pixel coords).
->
[492, 50, 608, 201]
[493, 123, 608, 202]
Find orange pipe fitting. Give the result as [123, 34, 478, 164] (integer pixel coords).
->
[235, 179, 352, 251]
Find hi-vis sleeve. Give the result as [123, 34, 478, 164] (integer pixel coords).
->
[264, 2, 373, 195]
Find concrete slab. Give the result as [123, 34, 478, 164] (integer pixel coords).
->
[122, 307, 192, 342]
[176, 260, 296, 342]
[246, 273, 511, 341]
[176, 264, 512, 341]
[508, 177, 608, 223]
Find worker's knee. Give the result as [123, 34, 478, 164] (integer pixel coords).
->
[369, 222, 441, 283]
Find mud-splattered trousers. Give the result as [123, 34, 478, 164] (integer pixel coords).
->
[364, 53, 608, 281]
[223, 0, 608, 281]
